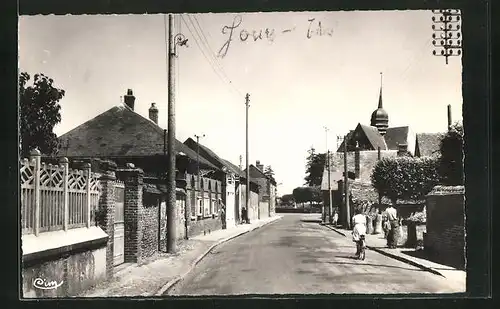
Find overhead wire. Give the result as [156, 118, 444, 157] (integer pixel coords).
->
[180, 14, 243, 98]
[189, 15, 239, 92]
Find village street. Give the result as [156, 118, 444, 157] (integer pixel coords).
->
[165, 214, 460, 295]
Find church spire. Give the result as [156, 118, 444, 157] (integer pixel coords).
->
[378, 72, 383, 108]
[370, 72, 389, 136]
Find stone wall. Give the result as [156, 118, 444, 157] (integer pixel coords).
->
[424, 186, 465, 269]
[23, 246, 107, 298]
[259, 201, 270, 219]
[188, 217, 222, 237]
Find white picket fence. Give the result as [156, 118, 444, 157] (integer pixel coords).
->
[20, 152, 101, 236]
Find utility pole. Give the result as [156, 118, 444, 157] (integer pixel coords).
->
[432, 9, 462, 65]
[166, 14, 177, 253]
[195, 133, 205, 234]
[323, 126, 332, 225]
[447, 104, 452, 131]
[165, 14, 188, 254]
[343, 134, 350, 229]
[245, 93, 250, 223]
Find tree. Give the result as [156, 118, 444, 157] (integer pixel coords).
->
[371, 156, 440, 204]
[19, 72, 66, 157]
[439, 122, 464, 185]
[281, 194, 295, 206]
[304, 147, 326, 187]
[264, 165, 275, 182]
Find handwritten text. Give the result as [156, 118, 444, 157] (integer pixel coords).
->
[33, 277, 63, 290]
[217, 15, 336, 58]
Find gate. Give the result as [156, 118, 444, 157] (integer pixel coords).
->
[113, 181, 125, 266]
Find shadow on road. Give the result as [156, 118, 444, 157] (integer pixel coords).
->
[300, 219, 322, 223]
[330, 258, 426, 272]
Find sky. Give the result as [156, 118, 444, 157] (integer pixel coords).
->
[19, 11, 463, 196]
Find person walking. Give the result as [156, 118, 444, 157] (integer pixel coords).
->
[385, 205, 400, 248]
[351, 208, 367, 258]
[220, 200, 227, 229]
[333, 210, 339, 226]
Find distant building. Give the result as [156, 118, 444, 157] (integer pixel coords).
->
[244, 161, 277, 220]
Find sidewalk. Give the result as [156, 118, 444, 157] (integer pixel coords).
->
[78, 215, 282, 298]
[324, 225, 466, 289]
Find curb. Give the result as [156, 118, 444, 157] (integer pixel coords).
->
[367, 246, 445, 277]
[323, 224, 445, 278]
[154, 216, 283, 296]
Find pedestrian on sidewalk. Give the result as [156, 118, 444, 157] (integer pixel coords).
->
[351, 208, 367, 258]
[382, 215, 391, 238]
[241, 207, 249, 224]
[333, 210, 338, 226]
[220, 200, 227, 229]
[385, 205, 400, 248]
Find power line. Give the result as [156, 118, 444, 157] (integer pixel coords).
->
[190, 15, 238, 91]
[180, 14, 243, 98]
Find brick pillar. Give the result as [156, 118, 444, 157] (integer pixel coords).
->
[97, 161, 117, 280]
[119, 164, 144, 264]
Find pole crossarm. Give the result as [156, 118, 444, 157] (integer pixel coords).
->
[431, 9, 462, 64]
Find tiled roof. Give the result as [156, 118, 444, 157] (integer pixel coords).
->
[336, 124, 387, 152]
[358, 124, 387, 150]
[221, 159, 245, 178]
[244, 165, 277, 186]
[58, 105, 217, 169]
[416, 133, 443, 157]
[384, 126, 410, 150]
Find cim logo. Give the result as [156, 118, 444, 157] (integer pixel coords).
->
[33, 277, 63, 290]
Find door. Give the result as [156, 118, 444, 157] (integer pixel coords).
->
[113, 183, 125, 266]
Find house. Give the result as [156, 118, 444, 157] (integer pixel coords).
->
[183, 138, 261, 227]
[244, 161, 277, 220]
[57, 89, 227, 257]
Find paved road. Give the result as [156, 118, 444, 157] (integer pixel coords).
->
[166, 214, 461, 295]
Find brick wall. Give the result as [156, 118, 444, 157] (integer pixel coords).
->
[141, 192, 160, 259]
[425, 186, 465, 269]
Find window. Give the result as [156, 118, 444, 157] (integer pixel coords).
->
[211, 199, 216, 215]
[198, 197, 203, 216]
[204, 197, 210, 217]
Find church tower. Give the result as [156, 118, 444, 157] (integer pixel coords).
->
[370, 72, 389, 135]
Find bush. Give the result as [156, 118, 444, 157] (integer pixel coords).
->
[371, 156, 440, 203]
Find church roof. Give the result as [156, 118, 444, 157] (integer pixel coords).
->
[358, 124, 387, 150]
[384, 126, 410, 150]
[58, 105, 217, 169]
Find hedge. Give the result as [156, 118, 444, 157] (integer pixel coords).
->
[371, 156, 440, 203]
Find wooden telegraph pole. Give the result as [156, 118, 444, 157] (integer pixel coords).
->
[165, 13, 188, 253]
[245, 93, 250, 223]
[344, 134, 350, 229]
[166, 14, 177, 253]
[195, 133, 205, 234]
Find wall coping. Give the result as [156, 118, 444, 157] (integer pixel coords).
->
[427, 185, 465, 196]
[22, 226, 108, 258]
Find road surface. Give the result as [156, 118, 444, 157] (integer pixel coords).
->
[166, 214, 462, 295]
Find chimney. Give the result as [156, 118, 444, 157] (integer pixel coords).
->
[256, 160, 264, 171]
[397, 143, 408, 156]
[354, 141, 360, 179]
[447, 104, 452, 130]
[149, 103, 159, 125]
[124, 89, 136, 111]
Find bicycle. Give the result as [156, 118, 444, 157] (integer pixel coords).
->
[357, 235, 366, 260]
